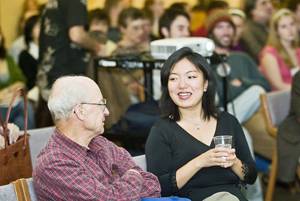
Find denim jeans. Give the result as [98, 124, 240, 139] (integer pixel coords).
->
[0, 99, 35, 130]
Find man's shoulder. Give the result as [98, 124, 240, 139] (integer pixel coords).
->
[229, 51, 253, 62]
[35, 134, 79, 168]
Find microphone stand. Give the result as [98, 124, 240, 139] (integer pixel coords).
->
[213, 53, 230, 112]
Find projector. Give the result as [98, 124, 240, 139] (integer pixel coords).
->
[150, 37, 215, 60]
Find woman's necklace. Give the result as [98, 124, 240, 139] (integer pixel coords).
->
[182, 119, 203, 130]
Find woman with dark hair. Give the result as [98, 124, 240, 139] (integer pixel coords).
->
[145, 47, 257, 201]
[18, 14, 40, 90]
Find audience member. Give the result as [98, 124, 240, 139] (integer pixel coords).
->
[260, 9, 300, 91]
[0, 28, 35, 129]
[36, 0, 104, 127]
[88, 8, 117, 56]
[33, 75, 161, 200]
[242, 0, 274, 62]
[100, 7, 148, 127]
[146, 47, 257, 201]
[229, 8, 247, 52]
[9, 0, 41, 63]
[287, 0, 300, 35]
[143, 0, 165, 38]
[192, 0, 229, 37]
[18, 14, 40, 90]
[159, 8, 190, 38]
[207, 9, 270, 123]
[277, 71, 300, 189]
[112, 6, 147, 103]
[104, 0, 130, 43]
[113, 7, 149, 55]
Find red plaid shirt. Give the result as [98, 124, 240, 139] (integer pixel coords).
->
[33, 129, 161, 201]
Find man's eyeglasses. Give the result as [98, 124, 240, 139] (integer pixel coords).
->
[81, 98, 107, 107]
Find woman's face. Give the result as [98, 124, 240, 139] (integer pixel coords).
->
[277, 15, 298, 43]
[168, 58, 208, 112]
[151, 0, 164, 18]
[32, 22, 40, 43]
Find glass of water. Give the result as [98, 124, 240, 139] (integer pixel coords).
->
[213, 135, 232, 149]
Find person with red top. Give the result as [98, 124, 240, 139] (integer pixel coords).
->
[33, 76, 161, 201]
[260, 8, 300, 91]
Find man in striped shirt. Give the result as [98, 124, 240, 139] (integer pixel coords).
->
[33, 76, 161, 201]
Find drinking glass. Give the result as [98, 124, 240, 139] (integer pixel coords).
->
[213, 135, 232, 149]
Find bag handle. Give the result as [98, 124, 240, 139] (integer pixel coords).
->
[0, 88, 28, 149]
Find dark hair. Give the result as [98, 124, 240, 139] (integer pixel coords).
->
[244, 0, 257, 17]
[88, 9, 110, 27]
[207, 0, 229, 12]
[118, 7, 144, 28]
[160, 47, 218, 121]
[24, 14, 40, 48]
[159, 8, 190, 38]
[169, 2, 188, 12]
[0, 28, 6, 59]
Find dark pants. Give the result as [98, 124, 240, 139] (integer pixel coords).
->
[36, 96, 54, 128]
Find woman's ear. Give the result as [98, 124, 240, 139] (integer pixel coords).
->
[204, 80, 208, 92]
[161, 27, 170, 38]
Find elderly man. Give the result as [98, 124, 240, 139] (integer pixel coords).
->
[33, 76, 161, 201]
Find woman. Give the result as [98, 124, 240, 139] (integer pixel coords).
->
[0, 28, 35, 129]
[18, 14, 40, 90]
[145, 47, 257, 201]
[143, 0, 164, 38]
[260, 8, 300, 91]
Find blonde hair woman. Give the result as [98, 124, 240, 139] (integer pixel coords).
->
[260, 8, 300, 91]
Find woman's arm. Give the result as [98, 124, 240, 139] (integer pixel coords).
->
[229, 117, 257, 184]
[261, 53, 291, 90]
[146, 124, 230, 195]
[176, 147, 230, 189]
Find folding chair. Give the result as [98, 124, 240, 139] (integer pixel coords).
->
[260, 90, 291, 201]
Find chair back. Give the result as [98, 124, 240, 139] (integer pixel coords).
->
[133, 154, 147, 171]
[29, 127, 54, 167]
[261, 90, 291, 137]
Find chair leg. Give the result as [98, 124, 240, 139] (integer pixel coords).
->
[265, 146, 277, 201]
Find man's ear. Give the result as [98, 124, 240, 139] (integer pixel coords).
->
[120, 26, 126, 35]
[73, 104, 85, 121]
[161, 27, 170, 38]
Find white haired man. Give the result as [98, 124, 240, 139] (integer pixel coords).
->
[33, 76, 161, 201]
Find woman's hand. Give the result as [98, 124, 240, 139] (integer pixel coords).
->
[194, 147, 234, 169]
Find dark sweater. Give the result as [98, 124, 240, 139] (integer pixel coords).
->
[146, 112, 257, 201]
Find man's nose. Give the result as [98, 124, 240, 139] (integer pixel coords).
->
[104, 107, 110, 116]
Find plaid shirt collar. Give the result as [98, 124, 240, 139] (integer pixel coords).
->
[53, 128, 92, 159]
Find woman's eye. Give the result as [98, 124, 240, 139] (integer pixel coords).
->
[188, 75, 197, 79]
[169, 77, 176, 81]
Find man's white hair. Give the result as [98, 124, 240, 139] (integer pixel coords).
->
[48, 76, 96, 121]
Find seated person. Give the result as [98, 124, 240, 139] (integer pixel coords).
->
[277, 71, 300, 187]
[88, 8, 117, 56]
[33, 76, 161, 200]
[145, 47, 257, 201]
[260, 9, 300, 91]
[18, 14, 40, 90]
